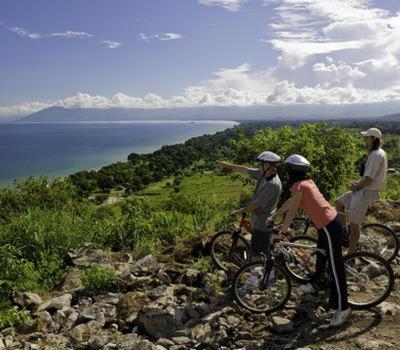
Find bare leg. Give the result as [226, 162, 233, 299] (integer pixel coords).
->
[335, 200, 346, 225]
[348, 223, 360, 255]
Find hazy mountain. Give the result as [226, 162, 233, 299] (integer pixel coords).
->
[12, 102, 400, 122]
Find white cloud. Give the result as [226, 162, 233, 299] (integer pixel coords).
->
[101, 40, 123, 49]
[49, 31, 94, 38]
[198, 0, 247, 11]
[139, 33, 184, 41]
[9, 26, 43, 40]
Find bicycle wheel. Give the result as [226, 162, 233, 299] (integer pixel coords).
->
[232, 261, 292, 314]
[284, 235, 318, 283]
[210, 230, 251, 272]
[290, 218, 318, 238]
[345, 251, 394, 310]
[359, 223, 400, 262]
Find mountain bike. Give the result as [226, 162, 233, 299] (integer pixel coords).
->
[210, 213, 252, 271]
[290, 215, 399, 262]
[232, 230, 394, 314]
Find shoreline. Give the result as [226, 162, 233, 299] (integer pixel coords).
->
[0, 121, 239, 188]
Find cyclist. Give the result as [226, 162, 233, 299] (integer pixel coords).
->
[269, 154, 351, 327]
[335, 128, 388, 254]
[216, 151, 282, 260]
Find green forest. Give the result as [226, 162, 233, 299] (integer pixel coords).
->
[0, 120, 399, 328]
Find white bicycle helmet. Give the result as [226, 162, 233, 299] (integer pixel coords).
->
[284, 154, 311, 171]
[255, 151, 281, 164]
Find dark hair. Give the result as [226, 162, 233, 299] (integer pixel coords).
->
[286, 167, 312, 187]
[370, 137, 382, 151]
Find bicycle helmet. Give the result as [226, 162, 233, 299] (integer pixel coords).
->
[284, 154, 311, 172]
[255, 151, 281, 164]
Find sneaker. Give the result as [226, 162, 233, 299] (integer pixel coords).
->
[329, 308, 352, 327]
[299, 283, 316, 293]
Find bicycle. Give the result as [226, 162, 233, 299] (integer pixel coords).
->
[290, 215, 399, 262]
[210, 213, 252, 272]
[232, 229, 394, 314]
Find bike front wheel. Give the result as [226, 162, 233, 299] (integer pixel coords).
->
[232, 261, 292, 314]
[210, 230, 251, 272]
[345, 251, 394, 310]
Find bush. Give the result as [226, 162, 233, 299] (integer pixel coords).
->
[232, 123, 358, 201]
[0, 303, 30, 330]
[80, 267, 117, 293]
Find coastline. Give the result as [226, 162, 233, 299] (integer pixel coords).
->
[0, 120, 239, 188]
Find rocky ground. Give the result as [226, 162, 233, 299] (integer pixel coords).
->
[1, 236, 399, 350]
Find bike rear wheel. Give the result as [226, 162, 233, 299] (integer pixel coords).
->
[232, 261, 292, 314]
[210, 230, 251, 272]
[345, 251, 394, 310]
[359, 223, 399, 262]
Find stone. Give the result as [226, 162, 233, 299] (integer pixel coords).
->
[68, 323, 97, 343]
[61, 270, 84, 292]
[356, 337, 394, 350]
[148, 285, 175, 305]
[138, 306, 180, 338]
[184, 269, 202, 285]
[377, 301, 399, 315]
[189, 323, 212, 342]
[80, 302, 117, 324]
[95, 293, 121, 305]
[268, 316, 295, 334]
[133, 255, 161, 274]
[117, 292, 151, 323]
[87, 334, 110, 349]
[13, 293, 42, 310]
[157, 338, 175, 347]
[37, 294, 72, 313]
[0, 339, 4, 350]
[62, 310, 79, 332]
[156, 270, 171, 285]
[171, 336, 191, 345]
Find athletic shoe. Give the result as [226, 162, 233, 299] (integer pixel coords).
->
[329, 308, 352, 327]
[299, 283, 316, 293]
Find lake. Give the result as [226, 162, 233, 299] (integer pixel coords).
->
[0, 121, 238, 187]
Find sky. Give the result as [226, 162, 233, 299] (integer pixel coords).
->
[1, 0, 400, 117]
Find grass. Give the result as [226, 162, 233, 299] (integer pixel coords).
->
[129, 172, 252, 210]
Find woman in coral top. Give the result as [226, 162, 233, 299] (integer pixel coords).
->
[269, 154, 351, 327]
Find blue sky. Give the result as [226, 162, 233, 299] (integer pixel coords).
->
[1, 0, 400, 117]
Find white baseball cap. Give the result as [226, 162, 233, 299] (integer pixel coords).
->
[361, 128, 382, 139]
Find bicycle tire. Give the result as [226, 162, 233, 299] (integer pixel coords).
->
[284, 235, 318, 283]
[290, 218, 318, 238]
[360, 223, 400, 262]
[210, 230, 251, 272]
[232, 261, 292, 314]
[345, 251, 394, 310]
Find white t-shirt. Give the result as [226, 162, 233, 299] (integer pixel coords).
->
[363, 148, 388, 191]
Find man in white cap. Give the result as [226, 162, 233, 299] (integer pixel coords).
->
[335, 128, 388, 254]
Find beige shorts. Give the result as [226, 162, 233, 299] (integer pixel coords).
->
[335, 190, 379, 225]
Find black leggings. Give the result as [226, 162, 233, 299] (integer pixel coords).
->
[315, 215, 348, 310]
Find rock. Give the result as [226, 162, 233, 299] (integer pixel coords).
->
[87, 334, 110, 349]
[70, 247, 111, 268]
[117, 292, 151, 323]
[377, 301, 399, 315]
[171, 336, 191, 345]
[183, 269, 202, 285]
[61, 270, 84, 292]
[356, 337, 394, 350]
[68, 322, 97, 343]
[95, 293, 121, 305]
[268, 316, 295, 334]
[62, 310, 79, 332]
[116, 334, 157, 350]
[157, 338, 175, 347]
[138, 306, 180, 338]
[37, 294, 72, 313]
[13, 293, 42, 310]
[0, 339, 4, 350]
[133, 255, 161, 275]
[156, 270, 171, 285]
[118, 274, 153, 288]
[80, 302, 117, 324]
[18, 311, 54, 334]
[189, 323, 212, 342]
[148, 285, 175, 305]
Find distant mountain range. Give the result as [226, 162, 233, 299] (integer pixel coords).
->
[8, 103, 400, 123]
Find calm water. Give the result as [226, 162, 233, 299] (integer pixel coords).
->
[0, 121, 237, 187]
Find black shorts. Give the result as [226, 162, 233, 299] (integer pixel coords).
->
[251, 229, 271, 256]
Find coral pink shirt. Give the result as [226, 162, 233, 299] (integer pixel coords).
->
[291, 180, 337, 229]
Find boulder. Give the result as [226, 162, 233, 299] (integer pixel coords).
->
[137, 306, 180, 338]
[117, 292, 151, 323]
[61, 270, 84, 292]
[133, 255, 161, 275]
[268, 316, 295, 334]
[37, 294, 72, 313]
[13, 293, 42, 310]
